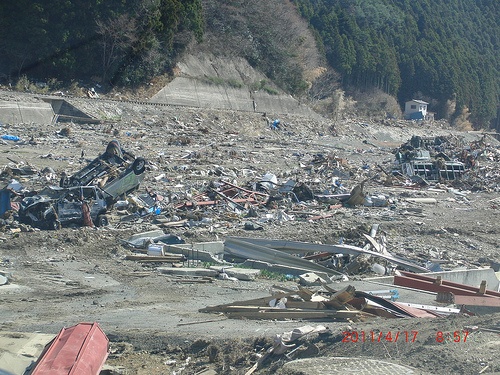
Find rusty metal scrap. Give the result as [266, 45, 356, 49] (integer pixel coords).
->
[175, 180, 269, 209]
[394, 271, 500, 298]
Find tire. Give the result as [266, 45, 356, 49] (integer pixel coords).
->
[132, 157, 146, 175]
[106, 140, 123, 157]
[96, 214, 109, 227]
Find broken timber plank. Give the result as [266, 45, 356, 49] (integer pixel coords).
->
[224, 309, 374, 321]
[125, 254, 186, 262]
[324, 290, 356, 309]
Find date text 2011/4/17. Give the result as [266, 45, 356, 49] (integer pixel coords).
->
[342, 331, 419, 343]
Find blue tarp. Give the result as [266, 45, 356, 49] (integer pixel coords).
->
[0, 189, 10, 215]
[405, 112, 424, 120]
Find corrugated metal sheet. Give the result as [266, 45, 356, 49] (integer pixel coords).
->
[29, 322, 109, 375]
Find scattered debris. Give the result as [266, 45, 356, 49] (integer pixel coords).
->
[200, 283, 461, 322]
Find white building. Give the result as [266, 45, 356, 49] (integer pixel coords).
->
[404, 99, 428, 120]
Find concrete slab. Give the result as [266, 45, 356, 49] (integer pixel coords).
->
[209, 266, 261, 281]
[164, 241, 225, 264]
[0, 331, 54, 375]
[279, 357, 427, 375]
[0, 101, 54, 125]
[298, 272, 328, 286]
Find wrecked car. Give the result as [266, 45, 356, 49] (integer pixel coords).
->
[60, 140, 146, 203]
[18, 186, 109, 230]
[393, 136, 466, 181]
[395, 150, 466, 181]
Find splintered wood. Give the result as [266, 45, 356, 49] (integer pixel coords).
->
[199, 285, 376, 322]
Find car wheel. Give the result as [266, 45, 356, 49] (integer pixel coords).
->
[51, 220, 62, 230]
[96, 214, 109, 227]
[132, 157, 146, 175]
[106, 140, 123, 157]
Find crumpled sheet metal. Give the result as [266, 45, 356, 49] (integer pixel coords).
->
[228, 237, 429, 273]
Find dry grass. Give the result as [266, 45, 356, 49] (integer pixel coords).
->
[453, 106, 474, 131]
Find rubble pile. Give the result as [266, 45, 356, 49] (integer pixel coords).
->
[392, 133, 500, 191]
[2, 131, 500, 276]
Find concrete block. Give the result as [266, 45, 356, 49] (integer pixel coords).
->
[0, 100, 54, 124]
[209, 266, 260, 281]
[0, 331, 54, 375]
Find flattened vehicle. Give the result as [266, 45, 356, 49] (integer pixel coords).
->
[60, 140, 146, 203]
[18, 186, 109, 230]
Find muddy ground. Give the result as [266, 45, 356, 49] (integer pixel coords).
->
[1, 90, 500, 374]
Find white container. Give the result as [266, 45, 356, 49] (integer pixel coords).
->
[371, 263, 386, 276]
[147, 244, 164, 256]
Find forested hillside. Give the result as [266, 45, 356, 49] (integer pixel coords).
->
[0, 0, 498, 128]
[293, 0, 500, 127]
[0, 0, 203, 86]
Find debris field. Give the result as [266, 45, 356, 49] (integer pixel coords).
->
[1, 91, 500, 375]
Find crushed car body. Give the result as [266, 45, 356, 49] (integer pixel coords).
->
[18, 186, 109, 230]
[15, 141, 147, 230]
[60, 140, 146, 203]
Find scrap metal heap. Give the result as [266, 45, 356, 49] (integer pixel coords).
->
[0, 134, 499, 280]
[1, 140, 147, 229]
[392, 134, 500, 190]
[393, 135, 467, 181]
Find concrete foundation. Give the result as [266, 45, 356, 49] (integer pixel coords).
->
[0, 100, 54, 125]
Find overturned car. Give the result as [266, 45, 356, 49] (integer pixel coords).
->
[18, 186, 109, 230]
[60, 140, 146, 204]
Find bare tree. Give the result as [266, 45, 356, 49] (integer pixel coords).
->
[96, 14, 138, 83]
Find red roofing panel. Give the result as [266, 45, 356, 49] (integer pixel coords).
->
[30, 322, 109, 375]
[395, 272, 500, 298]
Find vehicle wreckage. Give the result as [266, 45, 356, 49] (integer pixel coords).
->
[17, 141, 147, 229]
[60, 140, 146, 203]
[18, 185, 109, 229]
[393, 135, 466, 181]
